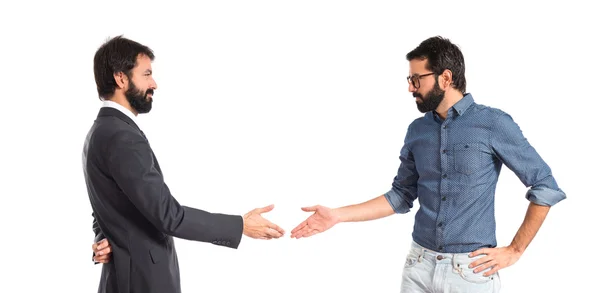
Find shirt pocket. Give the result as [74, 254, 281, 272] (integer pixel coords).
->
[453, 142, 481, 175]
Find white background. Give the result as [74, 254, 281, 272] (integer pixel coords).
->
[0, 0, 597, 292]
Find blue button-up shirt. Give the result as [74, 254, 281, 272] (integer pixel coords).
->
[384, 93, 566, 253]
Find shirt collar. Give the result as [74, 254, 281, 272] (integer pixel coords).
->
[451, 93, 474, 116]
[427, 93, 474, 122]
[102, 100, 138, 124]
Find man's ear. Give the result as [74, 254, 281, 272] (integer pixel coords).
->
[439, 69, 453, 90]
[113, 72, 128, 90]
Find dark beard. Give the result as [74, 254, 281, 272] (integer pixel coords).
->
[125, 81, 153, 114]
[414, 80, 445, 113]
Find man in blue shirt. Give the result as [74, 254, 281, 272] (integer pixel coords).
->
[290, 36, 566, 292]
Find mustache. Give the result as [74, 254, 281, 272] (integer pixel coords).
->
[146, 89, 154, 96]
[413, 92, 423, 99]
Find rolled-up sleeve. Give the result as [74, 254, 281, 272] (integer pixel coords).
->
[491, 112, 566, 206]
[385, 126, 419, 213]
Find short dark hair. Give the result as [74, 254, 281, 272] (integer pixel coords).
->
[406, 36, 466, 93]
[93, 35, 155, 100]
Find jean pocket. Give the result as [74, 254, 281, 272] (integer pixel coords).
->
[404, 256, 417, 269]
[454, 263, 495, 284]
[453, 142, 481, 175]
[404, 254, 419, 269]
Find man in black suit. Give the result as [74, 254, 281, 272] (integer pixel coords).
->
[83, 35, 285, 293]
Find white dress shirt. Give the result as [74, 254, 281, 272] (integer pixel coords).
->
[102, 100, 140, 128]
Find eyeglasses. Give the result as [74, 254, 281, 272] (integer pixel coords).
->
[407, 72, 435, 89]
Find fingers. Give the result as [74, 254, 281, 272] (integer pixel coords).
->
[251, 229, 282, 239]
[93, 238, 108, 252]
[96, 239, 109, 251]
[255, 204, 275, 214]
[481, 265, 498, 277]
[290, 220, 308, 235]
[265, 221, 285, 235]
[256, 216, 284, 238]
[248, 218, 284, 239]
[469, 248, 488, 257]
[295, 227, 319, 239]
[93, 239, 112, 264]
[94, 254, 111, 263]
[301, 205, 318, 212]
[93, 242, 111, 263]
[264, 227, 284, 238]
[291, 224, 311, 239]
[304, 229, 319, 238]
[482, 264, 500, 277]
[473, 258, 497, 275]
[257, 218, 284, 238]
[469, 254, 491, 270]
[94, 258, 110, 264]
[96, 244, 112, 256]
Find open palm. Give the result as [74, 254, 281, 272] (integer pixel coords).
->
[290, 205, 339, 239]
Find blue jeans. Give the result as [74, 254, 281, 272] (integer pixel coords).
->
[401, 241, 501, 293]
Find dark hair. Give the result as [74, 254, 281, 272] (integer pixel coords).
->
[93, 35, 155, 100]
[406, 36, 466, 93]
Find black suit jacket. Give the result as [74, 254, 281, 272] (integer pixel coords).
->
[82, 107, 243, 293]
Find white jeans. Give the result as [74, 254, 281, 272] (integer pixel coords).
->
[400, 241, 501, 293]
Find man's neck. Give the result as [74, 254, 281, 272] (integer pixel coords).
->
[106, 95, 138, 116]
[102, 96, 139, 125]
[435, 90, 464, 120]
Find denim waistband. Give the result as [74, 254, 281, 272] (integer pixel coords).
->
[410, 241, 482, 267]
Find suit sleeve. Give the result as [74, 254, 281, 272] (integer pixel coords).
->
[92, 212, 105, 243]
[92, 212, 104, 263]
[106, 130, 243, 248]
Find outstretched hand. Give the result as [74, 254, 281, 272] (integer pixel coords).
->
[243, 204, 285, 239]
[290, 205, 340, 239]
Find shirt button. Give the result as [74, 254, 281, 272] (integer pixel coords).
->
[442, 174, 447, 178]
[438, 246, 443, 250]
[442, 149, 447, 154]
[442, 196, 447, 201]
[443, 125, 447, 129]
[436, 255, 444, 260]
[438, 222, 443, 227]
